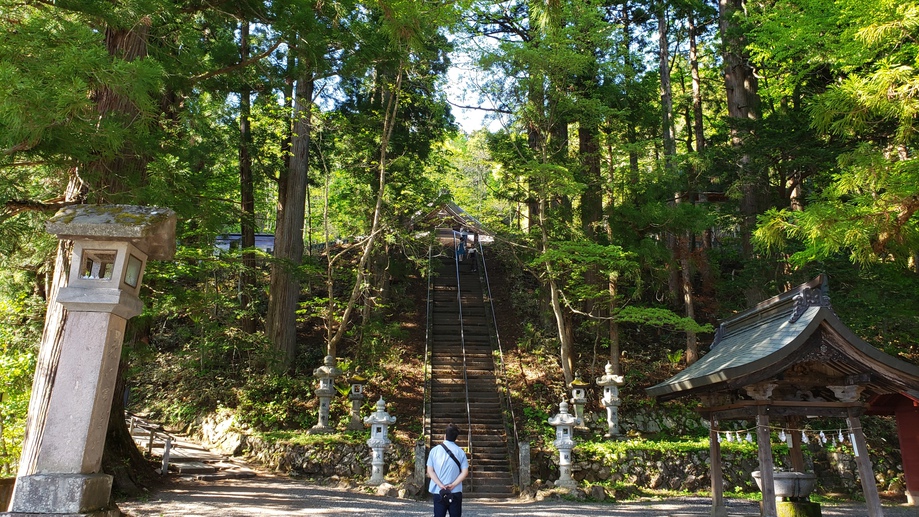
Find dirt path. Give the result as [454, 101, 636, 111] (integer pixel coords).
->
[118, 475, 919, 517]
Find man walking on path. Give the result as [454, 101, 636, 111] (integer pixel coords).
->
[427, 423, 469, 517]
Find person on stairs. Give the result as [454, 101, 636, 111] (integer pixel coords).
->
[427, 423, 469, 517]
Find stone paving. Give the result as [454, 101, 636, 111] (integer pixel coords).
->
[118, 475, 919, 517]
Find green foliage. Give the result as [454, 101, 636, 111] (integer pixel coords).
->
[0, 239, 46, 475]
[615, 306, 714, 335]
[577, 436, 761, 461]
[748, 0, 919, 267]
[236, 375, 316, 432]
[255, 430, 365, 447]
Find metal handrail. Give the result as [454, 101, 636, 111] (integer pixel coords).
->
[422, 243, 435, 448]
[478, 239, 522, 485]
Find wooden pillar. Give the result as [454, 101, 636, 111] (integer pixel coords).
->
[709, 416, 727, 517]
[847, 408, 884, 517]
[788, 416, 806, 472]
[756, 409, 777, 517]
[895, 398, 919, 505]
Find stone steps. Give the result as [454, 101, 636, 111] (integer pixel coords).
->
[428, 250, 515, 498]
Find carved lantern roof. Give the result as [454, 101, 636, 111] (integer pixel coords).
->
[647, 275, 919, 409]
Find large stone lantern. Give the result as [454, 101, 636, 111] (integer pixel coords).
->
[6, 205, 175, 517]
[309, 355, 342, 434]
[364, 398, 396, 485]
[596, 362, 624, 437]
[548, 400, 579, 489]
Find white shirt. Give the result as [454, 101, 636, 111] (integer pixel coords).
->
[426, 441, 469, 493]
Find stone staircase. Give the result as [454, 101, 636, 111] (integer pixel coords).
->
[428, 245, 516, 498]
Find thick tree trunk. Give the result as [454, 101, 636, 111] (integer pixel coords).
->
[89, 18, 153, 199]
[719, 0, 761, 258]
[608, 271, 621, 375]
[658, 7, 676, 171]
[16, 174, 82, 477]
[239, 20, 257, 335]
[689, 12, 705, 153]
[266, 67, 313, 369]
[579, 122, 602, 241]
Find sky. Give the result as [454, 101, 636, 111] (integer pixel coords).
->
[445, 51, 506, 134]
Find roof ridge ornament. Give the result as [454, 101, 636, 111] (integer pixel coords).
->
[789, 286, 831, 323]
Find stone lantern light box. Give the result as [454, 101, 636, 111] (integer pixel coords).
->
[48, 205, 176, 318]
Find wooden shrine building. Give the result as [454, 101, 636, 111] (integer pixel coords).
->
[647, 275, 919, 517]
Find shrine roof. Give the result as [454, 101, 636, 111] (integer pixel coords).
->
[413, 201, 492, 237]
[647, 275, 919, 401]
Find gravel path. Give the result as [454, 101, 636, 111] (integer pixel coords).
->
[118, 475, 919, 517]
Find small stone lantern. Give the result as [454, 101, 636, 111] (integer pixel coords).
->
[346, 371, 367, 431]
[548, 400, 578, 489]
[596, 362, 625, 437]
[569, 374, 589, 428]
[308, 355, 342, 434]
[9, 205, 175, 517]
[364, 397, 396, 485]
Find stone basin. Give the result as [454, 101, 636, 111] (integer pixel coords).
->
[752, 470, 817, 499]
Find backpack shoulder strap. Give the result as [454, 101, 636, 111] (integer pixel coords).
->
[441, 443, 462, 470]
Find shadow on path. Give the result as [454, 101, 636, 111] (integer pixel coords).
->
[119, 475, 919, 517]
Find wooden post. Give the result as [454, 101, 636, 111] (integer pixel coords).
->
[788, 416, 806, 473]
[161, 436, 171, 475]
[847, 408, 884, 517]
[709, 416, 728, 517]
[894, 398, 919, 505]
[756, 409, 777, 517]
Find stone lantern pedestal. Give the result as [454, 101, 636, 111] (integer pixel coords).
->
[309, 355, 342, 434]
[548, 400, 578, 489]
[596, 362, 624, 437]
[4, 205, 175, 517]
[364, 398, 396, 486]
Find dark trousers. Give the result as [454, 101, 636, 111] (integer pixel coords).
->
[432, 492, 463, 517]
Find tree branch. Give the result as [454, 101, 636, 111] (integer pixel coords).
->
[190, 40, 283, 84]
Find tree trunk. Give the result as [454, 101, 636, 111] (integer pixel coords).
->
[16, 174, 83, 477]
[541, 195, 574, 385]
[622, 9, 640, 201]
[719, 0, 761, 258]
[658, 5, 676, 171]
[239, 20, 256, 335]
[266, 65, 313, 370]
[689, 12, 705, 153]
[608, 271, 621, 375]
[525, 78, 545, 231]
[681, 232, 698, 364]
[579, 122, 602, 241]
[89, 18, 153, 199]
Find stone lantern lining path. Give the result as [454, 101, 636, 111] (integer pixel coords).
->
[426, 228, 515, 498]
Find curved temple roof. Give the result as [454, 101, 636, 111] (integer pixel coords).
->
[647, 275, 919, 402]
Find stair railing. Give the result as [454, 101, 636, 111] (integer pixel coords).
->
[477, 240, 522, 487]
[452, 230, 474, 490]
[422, 242, 436, 448]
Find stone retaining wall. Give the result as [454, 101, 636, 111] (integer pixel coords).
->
[195, 410, 904, 497]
